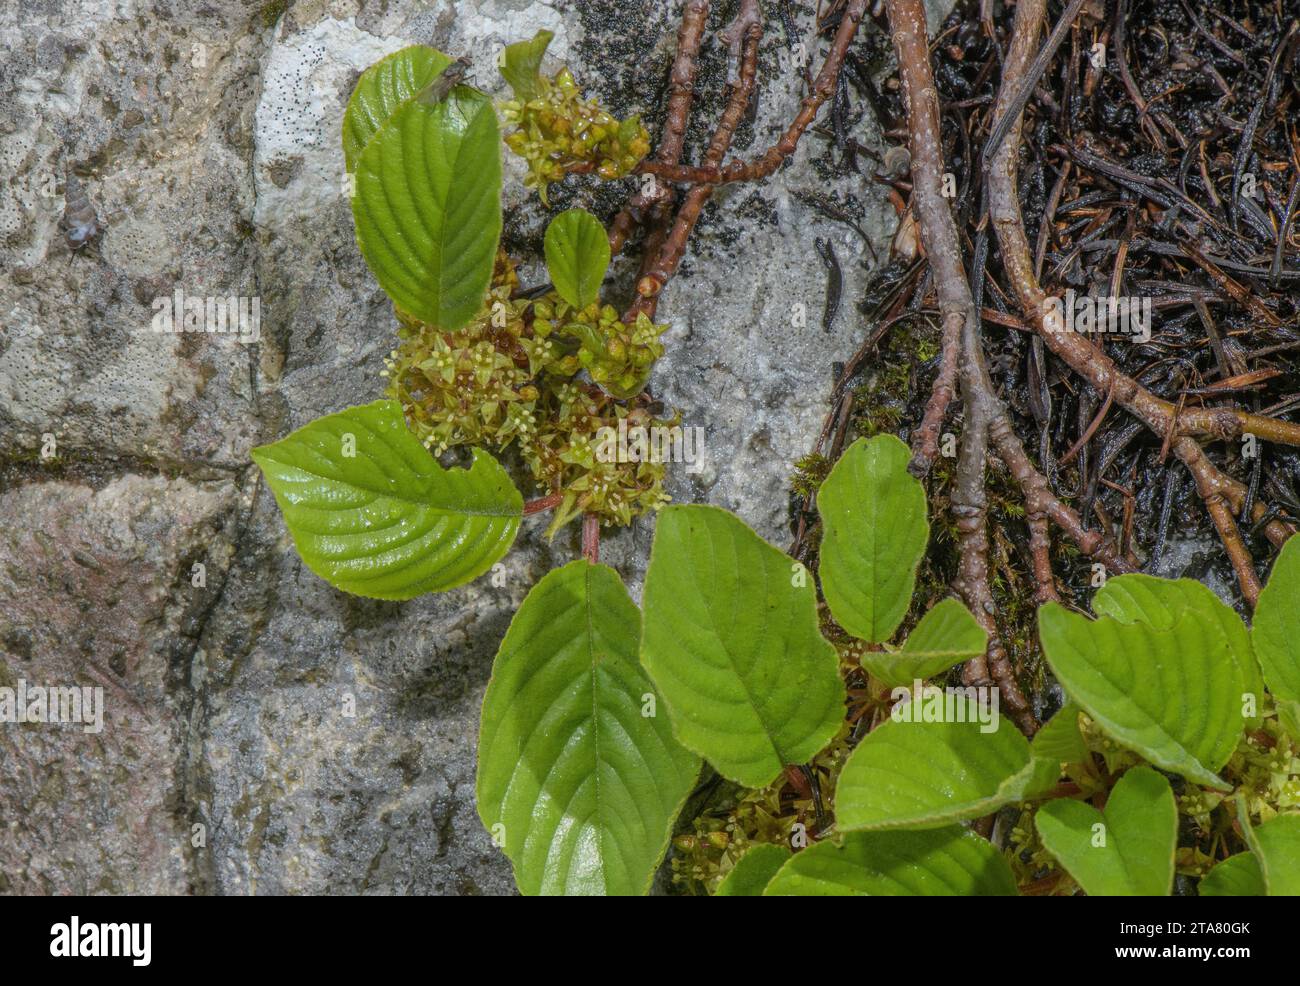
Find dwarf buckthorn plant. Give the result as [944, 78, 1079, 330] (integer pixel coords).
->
[251, 30, 1300, 897]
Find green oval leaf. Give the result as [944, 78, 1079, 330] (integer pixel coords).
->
[342, 45, 454, 172]
[476, 561, 701, 896]
[1239, 806, 1300, 896]
[714, 843, 790, 896]
[1031, 702, 1089, 766]
[836, 694, 1054, 831]
[1093, 574, 1262, 726]
[862, 598, 987, 688]
[1038, 592, 1243, 790]
[351, 86, 502, 330]
[1199, 853, 1264, 897]
[1035, 765, 1177, 896]
[1279, 700, 1300, 746]
[544, 208, 611, 309]
[763, 828, 1017, 896]
[500, 29, 554, 101]
[1253, 535, 1300, 703]
[818, 435, 929, 644]
[640, 505, 844, 787]
[251, 400, 521, 599]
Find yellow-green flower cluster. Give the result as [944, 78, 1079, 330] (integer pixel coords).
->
[670, 723, 853, 895]
[501, 67, 650, 202]
[383, 254, 674, 532]
[384, 271, 535, 455]
[1227, 717, 1300, 819]
[529, 403, 676, 534]
[534, 298, 666, 400]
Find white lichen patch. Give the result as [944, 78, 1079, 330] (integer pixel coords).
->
[253, 17, 411, 225]
[441, 0, 571, 83]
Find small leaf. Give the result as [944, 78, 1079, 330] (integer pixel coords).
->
[640, 505, 844, 787]
[818, 435, 929, 643]
[763, 828, 1018, 896]
[1238, 804, 1300, 896]
[1035, 766, 1177, 896]
[714, 844, 790, 896]
[1031, 703, 1089, 766]
[500, 29, 554, 101]
[1253, 535, 1300, 703]
[544, 208, 611, 309]
[251, 400, 521, 599]
[1038, 595, 1242, 790]
[342, 45, 453, 172]
[352, 86, 502, 330]
[476, 561, 701, 896]
[1199, 853, 1264, 897]
[836, 694, 1055, 831]
[862, 598, 987, 688]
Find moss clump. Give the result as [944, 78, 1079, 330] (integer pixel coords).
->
[790, 451, 831, 499]
[257, 0, 290, 30]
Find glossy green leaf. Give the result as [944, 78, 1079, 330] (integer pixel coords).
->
[640, 505, 844, 787]
[476, 561, 701, 896]
[1093, 574, 1263, 725]
[1035, 766, 1177, 896]
[714, 844, 790, 896]
[1253, 535, 1300, 703]
[1038, 594, 1242, 790]
[1278, 700, 1300, 746]
[500, 29, 554, 101]
[351, 86, 502, 330]
[818, 435, 928, 643]
[251, 400, 520, 599]
[1239, 804, 1300, 896]
[1199, 853, 1264, 897]
[342, 45, 453, 172]
[544, 208, 611, 309]
[1031, 703, 1089, 765]
[837, 694, 1055, 831]
[861, 598, 987, 688]
[763, 828, 1017, 896]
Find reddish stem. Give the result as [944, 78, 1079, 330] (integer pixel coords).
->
[582, 514, 600, 565]
[523, 493, 563, 515]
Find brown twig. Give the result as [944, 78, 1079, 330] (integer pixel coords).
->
[987, 414, 1134, 575]
[658, 0, 712, 166]
[608, 0, 712, 258]
[887, 0, 1039, 735]
[985, 0, 1292, 605]
[523, 492, 563, 515]
[980, 0, 1086, 170]
[908, 286, 960, 476]
[627, 11, 764, 320]
[1176, 437, 1262, 606]
[636, 0, 871, 189]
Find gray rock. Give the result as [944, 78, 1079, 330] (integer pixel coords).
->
[0, 472, 241, 894]
[1, 0, 915, 895]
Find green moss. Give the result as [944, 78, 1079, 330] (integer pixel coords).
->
[258, 0, 290, 30]
[790, 452, 830, 498]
